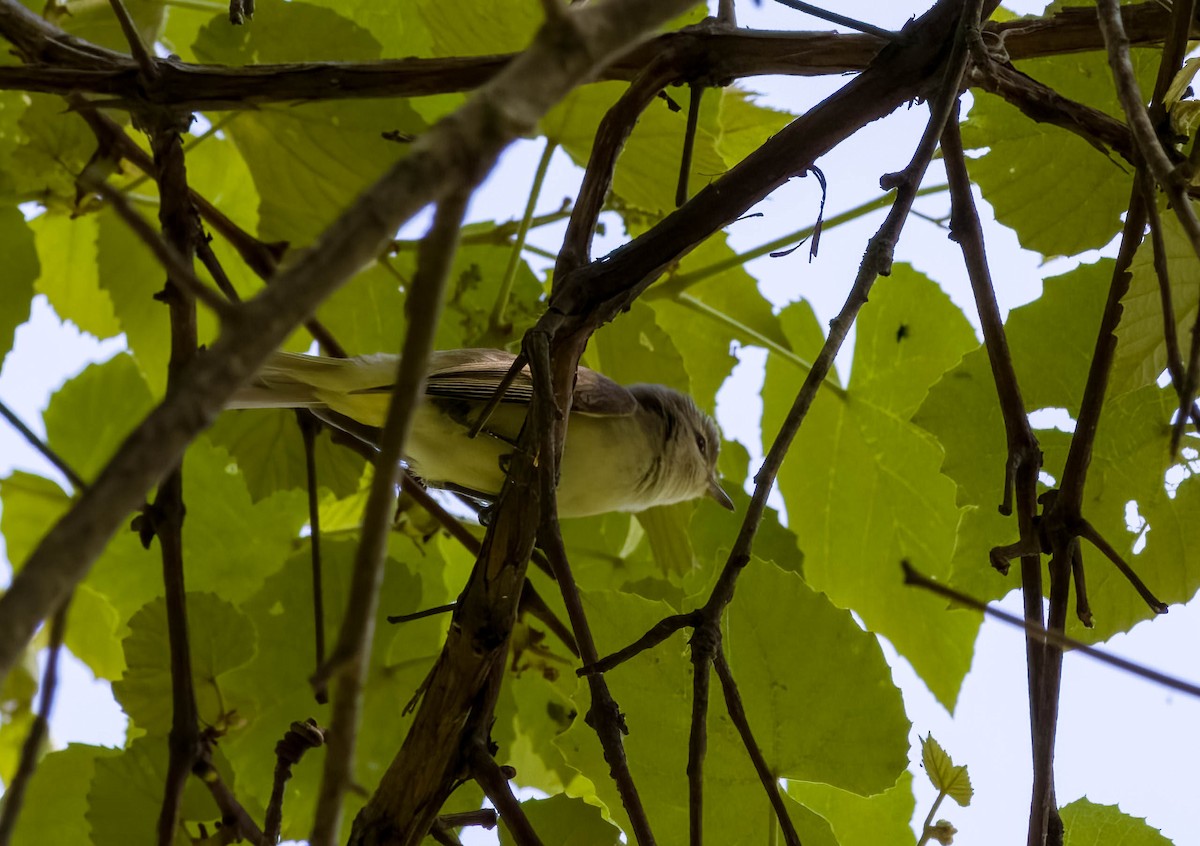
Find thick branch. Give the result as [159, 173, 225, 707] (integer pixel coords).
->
[0, 3, 1183, 108]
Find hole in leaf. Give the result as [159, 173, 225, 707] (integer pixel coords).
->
[1028, 407, 1076, 433]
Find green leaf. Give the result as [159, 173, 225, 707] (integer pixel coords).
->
[558, 562, 908, 844]
[86, 736, 223, 846]
[0, 471, 71, 570]
[65, 586, 126, 681]
[1114, 202, 1200, 396]
[1042, 386, 1200, 641]
[0, 656, 37, 783]
[961, 50, 1158, 257]
[43, 0, 165, 55]
[765, 271, 981, 708]
[498, 795, 623, 846]
[787, 771, 917, 846]
[217, 538, 446, 841]
[920, 734, 973, 807]
[916, 261, 1200, 639]
[550, 85, 792, 218]
[0, 206, 37, 368]
[1060, 798, 1172, 846]
[914, 262, 1109, 601]
[418, 0, 543, 55]
[441, 243, 547, 349]
[9, 744, 119, 846]
[207, 408, 366, 502]
[10, 96, 103, 209]
[191, 0, 428, 246]
[82, 436, 307, 632]
[42, 354, 156, 483]
[315, 260, 408, 354]
[30, 212, 121, 340]
[113, 593, 257, 735]
[94, 206, 172, 395]
[592, 299, 689, 391]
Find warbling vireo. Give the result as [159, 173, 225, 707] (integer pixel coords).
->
[229, 349, 735, 518]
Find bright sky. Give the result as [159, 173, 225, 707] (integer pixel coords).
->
[2, 2, 1198, 845]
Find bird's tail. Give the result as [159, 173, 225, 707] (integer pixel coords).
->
[227, 351, 394, 410]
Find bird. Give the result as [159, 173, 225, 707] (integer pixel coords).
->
[228, 349, 735, 518]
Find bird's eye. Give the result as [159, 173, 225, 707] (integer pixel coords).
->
[695, 433, 707, 454]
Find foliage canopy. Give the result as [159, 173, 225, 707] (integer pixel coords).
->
[0, 1, 1196, 845]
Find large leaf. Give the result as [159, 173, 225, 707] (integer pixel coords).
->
[42, 354, 154, 482]
[916, 261, 1200, 639]
[9, 744, 119, 846]
[498, 795, 622, 846]
[962, 49, 1158, 257]
[0, 207, 37, 369]
[191, 0, 427, 246]
[765, 268, 981, 708]
[787, 771, 917, 846]
[86, 736, 224, 846]
[207, 407, 366, 502]
[549, 85, 792, 218]
[30, 212, 120, 340]
[113, 593, 257, 735]
[1060, 798, 1172, 846]
[557, 562, 908, 844]
[1114, 201, 1200, 396]
[217, 537, 453, 841]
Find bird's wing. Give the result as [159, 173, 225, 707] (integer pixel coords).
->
[418, 349, 638, 416]
[237, 349, 637, 417]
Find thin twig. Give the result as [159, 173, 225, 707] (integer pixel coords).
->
[717, 0, 736, 27]
[579, 613, 695, 675]
[491, 139, 556, 333]
[0, 400, 88, 490]
[943, 105, 1054, 833]
[713, 650, 799, 846]
[1077, 519, 1168, 613]
[469, 746, 545, 846]
[555, 45, 684, 278]
[298, 412, 327, 697]
[82, 177, 237, 320]
[263, 719, 325, 845]
[309, 187, 469, 846]
[387, 603, 457, 624]
[676, 85, 703, 208]
[195, 232, 242, 304]
[1096, 0, 1200, 453]
[687, 627, 715, 846]
[120, 97, 205, 846]
[106, 0, 157, 80]
[771, 0, 900, 41]
[0, 599, 68, 846]
[902, 562, 1200, 698]
[194, 749, 265, 844]
[1032, 186, 1149, 846]
[0, 3, 1185, 109]
[536, 467, 658, 844]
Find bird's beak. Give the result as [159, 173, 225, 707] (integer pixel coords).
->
[707, 475, 735, 511]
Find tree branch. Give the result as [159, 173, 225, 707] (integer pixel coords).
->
[0, 599, 68, 846]
[1096, 0, 1200, 454]
[0, 3, 1182, 108]
[309, 186, 468, 846]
